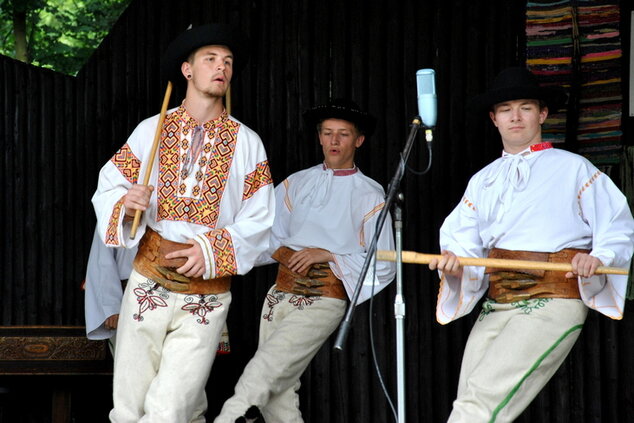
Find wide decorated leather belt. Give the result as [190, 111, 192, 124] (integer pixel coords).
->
[133, 228, 231, 295]
[271, 247, 347, 300]
[486, 248, 588, 303]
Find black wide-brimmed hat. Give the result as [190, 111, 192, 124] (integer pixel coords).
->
[160, 23, 249, 83]
[303, 98, 377, 136]
[469, 67, 567, 113]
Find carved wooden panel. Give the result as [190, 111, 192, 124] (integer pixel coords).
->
[0, 326, 111, 375]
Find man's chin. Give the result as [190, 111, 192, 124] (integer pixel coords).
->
[202, 88, 228, 99]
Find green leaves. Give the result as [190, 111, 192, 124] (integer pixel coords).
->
[0, 0, 131, 76]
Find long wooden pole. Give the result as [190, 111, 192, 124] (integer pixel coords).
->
[225, 85, 231, 115]
[376, 250, 629, 275]
[130, 81, 173, 239]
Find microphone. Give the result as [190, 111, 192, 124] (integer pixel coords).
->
[416, 69, 436, 127]
[416, 68, 436, 142]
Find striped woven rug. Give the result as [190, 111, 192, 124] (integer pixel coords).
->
[526, 0, 622, 170]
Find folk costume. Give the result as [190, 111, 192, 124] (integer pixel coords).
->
[84, 228, 136, 343]
[83, 228, 230, 353]
[215, 100, 396, 423]
[92, 24, 274, 423]
[437, 67, 634, 422]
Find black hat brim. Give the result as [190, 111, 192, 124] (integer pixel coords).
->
[469, 85, 567, 114]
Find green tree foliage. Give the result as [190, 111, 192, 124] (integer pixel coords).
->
[0, 0, 132, 75]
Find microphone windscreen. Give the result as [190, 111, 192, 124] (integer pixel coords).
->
[416, 69, 437, 128]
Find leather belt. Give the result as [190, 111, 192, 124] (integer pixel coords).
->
[133, 228, 231, 295]
[272, 247, 346, 300]
[486, 248, 588, 303]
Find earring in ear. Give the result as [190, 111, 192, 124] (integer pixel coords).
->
[187, 74, 192, 79]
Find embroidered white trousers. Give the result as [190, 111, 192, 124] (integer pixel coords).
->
[110, 270, 231, 423]
[448, 298, 588, 423]
[214, 285, 346, 423]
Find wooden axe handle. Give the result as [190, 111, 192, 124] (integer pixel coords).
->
[376, 250, 629, 275]
[130, 81, 173, 239]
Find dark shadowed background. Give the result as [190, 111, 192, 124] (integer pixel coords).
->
[1, 0, 633, 421]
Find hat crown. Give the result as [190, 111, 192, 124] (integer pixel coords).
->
[160, 23, 248, 84]
[324, 98, 363, 113]
[303, 98, 376, 137]
[469, 66, 567, 113]
[489, 67, 540, 91]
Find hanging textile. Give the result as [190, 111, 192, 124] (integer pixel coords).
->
[526, 0, 623, 171]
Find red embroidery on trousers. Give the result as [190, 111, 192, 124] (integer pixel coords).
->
[181, 295, 223, 325]
[132, 282, 169, 322]
[289, 295, 317, 310]
[263, 290, 285, 321]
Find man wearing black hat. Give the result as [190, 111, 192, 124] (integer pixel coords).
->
[214, 99, 396, 423]
[429, 67, 634, 422]
[92, 24, 274, 422]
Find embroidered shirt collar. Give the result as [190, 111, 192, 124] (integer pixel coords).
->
[176, 103, 229, 133]
[502, 142, 553, 158]
[322, 162, 358, 176]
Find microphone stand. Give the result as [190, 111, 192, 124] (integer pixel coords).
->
[393, 192, 406, 423]
[333, 116, 422, 423]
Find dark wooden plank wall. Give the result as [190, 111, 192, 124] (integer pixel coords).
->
[1, 0, 633, 421]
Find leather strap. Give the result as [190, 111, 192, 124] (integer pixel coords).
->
[486, 248, 588, 303]
[133, 228, 231, 295]
[272, 247, 346, 300]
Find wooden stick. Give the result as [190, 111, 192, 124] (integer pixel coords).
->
[130, 81, 173, 239]
[225, 85, 231, 115]
[376, 250, 629, 275]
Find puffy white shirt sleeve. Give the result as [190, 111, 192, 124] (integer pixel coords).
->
[436, 180, 489, 324]
[255, 180, 292, 266]
[84, 228, 137, 340]
[574, 165, 634, 319]
[331, 200, 395, 304]
[92, 117, 154, 249]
